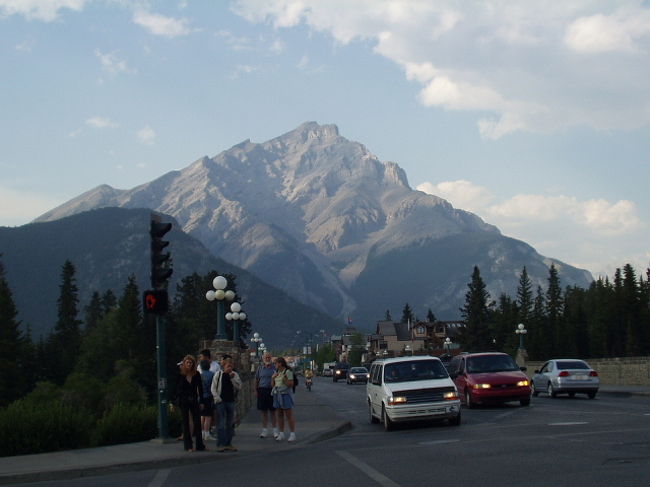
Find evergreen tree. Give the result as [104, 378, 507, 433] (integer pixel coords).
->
[458, 266, 492, 351]
[562, 286, 588, 357]
[622, 264, 642, 355]
[492, 293, 518, 353]
[585, 278, 610, 358]
[401, 303, 415, 325]
[47, 260, 83, 384]
[527, 286, 546, 360]
[0, 257, 30, 405]
[516, 267, 533, 325]
[426, 309, 437, 323]
[83, 291, 104, 334]
[101, 289, 118, 315]
[545, 264, 563, 356]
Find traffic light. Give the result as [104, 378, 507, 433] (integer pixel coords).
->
[143, 289, 169, 315]
[150, 215, 173, 289]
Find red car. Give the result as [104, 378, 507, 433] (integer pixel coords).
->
[447, 352, 531, 407]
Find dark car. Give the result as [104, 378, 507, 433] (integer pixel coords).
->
[347, 367, 370, 384]
[447, 352, 531, 407]
[333, 362, 350, 382]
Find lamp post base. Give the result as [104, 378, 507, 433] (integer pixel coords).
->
[515, 348, 528, 368]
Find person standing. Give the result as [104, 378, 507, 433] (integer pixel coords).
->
[255, 352, 278, 439]
[199, 359, 215, 441]
[176, 355, 206, 452]
[211, 358, 242, 452]
[272, 357, 297, 443]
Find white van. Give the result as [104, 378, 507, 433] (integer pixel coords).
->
[367, 356, 461, 430]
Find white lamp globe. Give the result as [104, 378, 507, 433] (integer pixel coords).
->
[205, 290, 216, 301]
[224, 290, 236, 301]
[230, 302, 241, 313]
[231, 312, 240, 320]
[214, 289, 225, 300]
[253, 332, 260, 339]
[239, 312, 247, 320]
[225, 312, 233, 320]
[213, 275, 227, 290]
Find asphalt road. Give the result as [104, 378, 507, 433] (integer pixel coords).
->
[19, 377, 650, 487]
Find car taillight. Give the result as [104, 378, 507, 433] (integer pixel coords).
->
[558, 371, 570, 377]
[589, 371, 598, 377]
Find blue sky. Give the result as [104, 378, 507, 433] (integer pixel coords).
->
[1, 0, 649, 279]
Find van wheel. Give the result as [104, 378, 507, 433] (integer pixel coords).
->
[449, 412, 461, 426]
[382, 406, 393, 431]
[369, 402, 379, 424]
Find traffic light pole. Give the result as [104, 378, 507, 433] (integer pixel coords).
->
[155, 314, 169, 440]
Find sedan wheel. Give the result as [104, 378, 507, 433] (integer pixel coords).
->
[547, 382, 557, 398]
[531, 382, 539, 397]
[465, 389, 475, 409]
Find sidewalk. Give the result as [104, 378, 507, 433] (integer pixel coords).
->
[0, 389, 352, 486]
[598, 384, 650, 396]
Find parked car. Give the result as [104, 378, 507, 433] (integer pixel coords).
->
[531, 359, 599, 399]
[367, 356, 461, 430]
[347, 367, 370, 384]
[447, 352, 531, 407]
[322, 362, 335, 377]
[333, 362, 350, 382]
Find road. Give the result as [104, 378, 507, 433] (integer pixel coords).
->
[19, 376, 650, 487]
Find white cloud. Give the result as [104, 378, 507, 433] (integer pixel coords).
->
[417, 179, 646, 276]
[233, 1, 650, 138]
[133, 10, 191, 38]
[0, 0, 85, 22]
[94, 49, 135, 76]
[86, 116, 118, 128]
[0, 187, 62, 226]
[230, 64, 258, 79]
[137, 126, 156, 145]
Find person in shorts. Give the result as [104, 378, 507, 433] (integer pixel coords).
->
[255, 352, 278, 438]
[271, 357, 296, 442]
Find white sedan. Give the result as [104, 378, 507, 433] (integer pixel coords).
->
[532, 359, 599, 399]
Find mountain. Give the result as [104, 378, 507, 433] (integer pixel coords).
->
[0, 207, 341, 345]
[34, 122, 592, 325]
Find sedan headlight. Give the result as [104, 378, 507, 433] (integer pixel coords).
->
[517, 380, 530, 387]
[387, 396, 407, 405]
[349, 374, 356, 379]
[473, 383, 492, 389]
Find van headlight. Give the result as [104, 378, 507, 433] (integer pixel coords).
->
[444, 391, 459, 400]
[387, 396, 407, 405]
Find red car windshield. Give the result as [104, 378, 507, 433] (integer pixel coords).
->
[466, 355, 519, 373]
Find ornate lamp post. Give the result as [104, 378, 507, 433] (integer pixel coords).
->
[205, 275, 235, 340]
[444, 337, 452, 352]
[225, 301, 246, 344]
[515, 323, 527, 350]
[250, 332, 263, 357]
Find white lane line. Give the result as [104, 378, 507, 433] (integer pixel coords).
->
[148, 468, 171, 487]
[548, 422, 589, 426]
[336, 450, 401, 487]
[419, 439, 461, 446]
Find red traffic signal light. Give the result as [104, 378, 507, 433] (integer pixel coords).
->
[143, 290, 169, 315]
[150, 216, 173, 289]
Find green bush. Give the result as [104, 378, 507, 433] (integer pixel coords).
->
[62, 372, 107, 414]
[92, 403, 157, 446]
[0, 398, 92, 456]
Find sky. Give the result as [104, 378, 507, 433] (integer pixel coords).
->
[1, 0, 649, 279]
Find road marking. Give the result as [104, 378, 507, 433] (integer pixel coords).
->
[419, 439, 461, 446]
[548, 422, 588, 426]
[148, 468, 171, 487]
[336, 450, 401, 487]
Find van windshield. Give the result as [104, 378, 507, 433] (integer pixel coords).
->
[466, 355, 519, 373]
[384, 360, 448, 383]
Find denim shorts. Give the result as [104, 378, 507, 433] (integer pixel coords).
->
[273, 393, 294, 410]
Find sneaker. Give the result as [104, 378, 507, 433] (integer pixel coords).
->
[288, 432, 296, 443]
[226, 445, 238, 451]
[260, 428, 268, 438]
[273, 428, 279, 439]
[217, 446, 227, 453]
[275, 432, 285, 442]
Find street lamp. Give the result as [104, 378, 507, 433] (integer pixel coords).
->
[444, 337, 452, 352]
[404, 344, 412, 356]
[225, 301, 246, 344]
[250, 332, 263, 357]
[515, 323, 527, 350]
[205, 275, 235, 340]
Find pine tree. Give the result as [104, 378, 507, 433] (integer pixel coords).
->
[545, 264, 563, 356]
[101, 289, 118, 315]
[401, 303, 415, 325]
[47, 260, 83, 384]
[458, 266, 492, 351]
[527, 286, 546, 360]
[426, 309, 437, 323]
[0, 257, 29, 405]
[516, 267, 533, 325]
[84, 291, 104, 334]
[622, 264, 641, 355]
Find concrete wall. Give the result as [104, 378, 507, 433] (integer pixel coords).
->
[525, 356, 650, 386]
